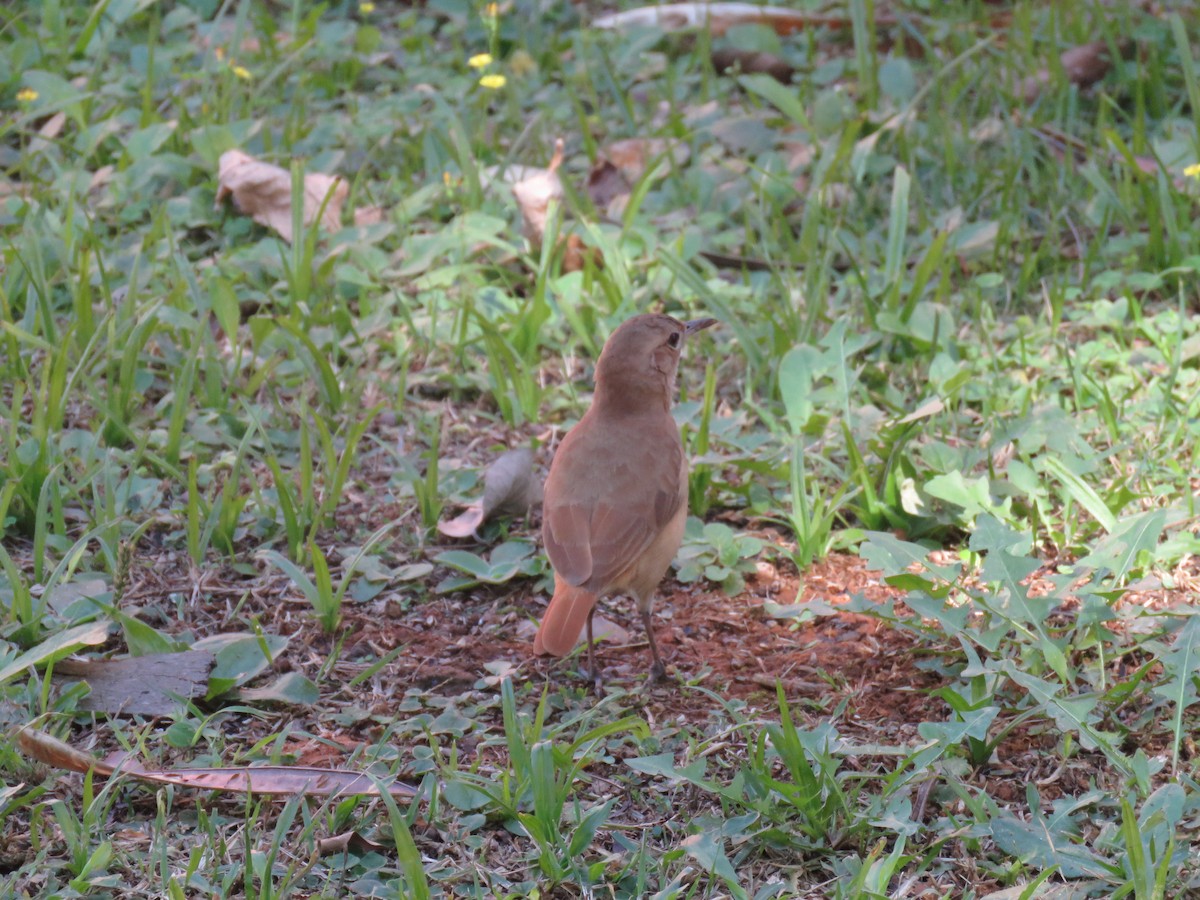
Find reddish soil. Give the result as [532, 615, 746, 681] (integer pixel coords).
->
[322, 553, 948, 741]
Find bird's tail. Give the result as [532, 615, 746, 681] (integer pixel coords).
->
[533, 577, 597, 657]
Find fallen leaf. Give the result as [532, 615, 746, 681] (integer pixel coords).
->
[511, 137, 565, 247]
[215, 149, 348, 242]
[89, 165, 115, 193]
[593, 3, 893, 36]
[1021, 39, 1134, 103]
[585, 160, 630, 216]
[54, 650, 214, 716]
[710, 47, 794, 82]
[590, 615, 631, 644]
[438, 448, 542, 539]
[353, 205, 386, 227]
[482, 448, 542, 517]
[561, 233, 602, 273]
[17, 726, 415, 799]
[896, 398, 945, 425]
[38, 111, 66, 140]
[604, 137, 690, 184]
[587, 138, 690, 218]
[438, 504, 486, 539]
[316, 831, 385, 856]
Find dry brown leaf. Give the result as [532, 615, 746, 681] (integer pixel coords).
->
[316, 831, 385, 857]
[18, 726, 416, 799]
[438, 448, 542, 539]
[585, 160, 630, 217]
[89, 165, 115, 193]
[593, 3, 893, 36]
[0, 180, 30, 199]
[38, 112, 67, 140]
[605, 138, 690, 183]
[710, 47, 794, 82]
[438, 503, 486, 539]
[1021, 39, 1134, 103]
[511, 138, 565, 248]
[587, 138, 690, 218]
[353, 205, 386, 227]
[561, 233, 603, 273]
[590, 614, 631, 645]
[215, 149, 348, 243]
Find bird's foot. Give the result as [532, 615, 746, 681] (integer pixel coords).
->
[577, 664, 604, 693]
[647, 660, 668, 684]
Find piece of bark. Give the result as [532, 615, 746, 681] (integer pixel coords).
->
[55, 650, 215, 715]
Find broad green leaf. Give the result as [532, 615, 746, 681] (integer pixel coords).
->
[1077, 508, 1167, 581]
[196, 633, 289, 699]
[909, 707, 999, 770]
[990, 812, 1114, 879]
[1151, 614, 1200, 771]
[738, 73, 810, 128]
[1042, 455, 1116, 533]
[861, 531, 961, 581]
[1007, 667, 1128, 772]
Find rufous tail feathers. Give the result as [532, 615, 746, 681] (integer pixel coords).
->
[533, 577, 598, 657]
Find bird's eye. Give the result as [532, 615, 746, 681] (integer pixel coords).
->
[667, 332, 681, 349]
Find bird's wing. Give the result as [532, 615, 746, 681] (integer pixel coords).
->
[543, 416, 684, 594]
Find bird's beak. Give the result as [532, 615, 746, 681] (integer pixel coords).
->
[684, 317, 718, 336]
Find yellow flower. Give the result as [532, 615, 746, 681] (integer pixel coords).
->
[359, 1, 375, 12]
[16, 88, 38, 103]
[443, 171, 453, 187]
[484, 2, 499, 17]
[1185, 163, 1200, 179]
[478, 73, 506, 90]
[468, 53, 493, 69]
[214, 46, 226, 60]
[232, 64, 252, 80]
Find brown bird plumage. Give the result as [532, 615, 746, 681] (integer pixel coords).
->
[534, 313, 717, 683]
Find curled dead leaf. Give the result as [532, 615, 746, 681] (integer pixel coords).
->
[587, 138, 690, 218]
[215, 149, 348, 243]
[1021, 39, 1134, 103]
[316, 831, 385, 857]
[438, 448, 542, 539]
[17, 726, 415, 799]
[710, 47, 794, 83]
[511, 138, 565, 247]
[438, 503, 486, 539]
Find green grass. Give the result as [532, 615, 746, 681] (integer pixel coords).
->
[3, 0, 1200, 896]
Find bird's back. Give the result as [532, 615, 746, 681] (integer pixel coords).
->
[542, 407, 686, 598]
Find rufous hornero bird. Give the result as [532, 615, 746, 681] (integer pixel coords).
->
[534, 313, 718, 685]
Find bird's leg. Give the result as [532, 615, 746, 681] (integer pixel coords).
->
[641, 608, 667, 683]
[585, 607, 602, 691]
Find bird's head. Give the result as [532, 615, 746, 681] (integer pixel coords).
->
[593, 313, 717, 411]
